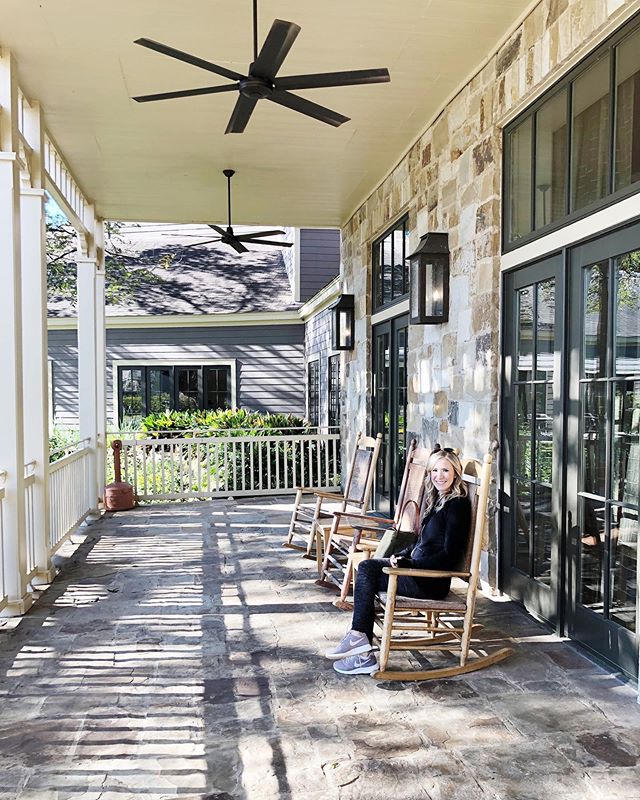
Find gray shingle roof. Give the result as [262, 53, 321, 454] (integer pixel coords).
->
[48, 225, 300, 317]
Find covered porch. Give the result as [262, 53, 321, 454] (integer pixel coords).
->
[1, 496, 638, 799]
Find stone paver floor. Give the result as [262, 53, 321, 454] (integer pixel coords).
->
[1, 497, 640, 800]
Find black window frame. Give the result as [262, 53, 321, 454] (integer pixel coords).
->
[117, 363, 232, 422]
[503, 13, 640, 253]
[307, 359, 320, 427]
[327, 354, 340, 429]
[372, 216, 410, 312]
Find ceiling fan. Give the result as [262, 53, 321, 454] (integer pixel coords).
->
[132, 0, 390, 133]
[177, 169, 293, 254]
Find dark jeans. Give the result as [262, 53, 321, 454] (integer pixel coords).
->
[351, 558, 442, 643]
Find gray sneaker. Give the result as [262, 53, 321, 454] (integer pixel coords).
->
[333, 651, 379, 675]
[324, 630, 372, 660]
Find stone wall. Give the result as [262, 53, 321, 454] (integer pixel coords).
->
[340, 0, 635, 584]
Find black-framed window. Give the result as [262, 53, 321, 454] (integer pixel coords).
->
[118, 364, 232, 422]
[372, 217, 410, 311]
[504, 17, 640, 249]
[307, 360, 320, 427]
[328, 355, 340, 428]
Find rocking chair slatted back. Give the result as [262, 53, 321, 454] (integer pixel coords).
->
[283, 431, 382, 558]
[317, 441, 430, 598]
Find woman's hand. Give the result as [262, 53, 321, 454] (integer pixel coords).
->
[389, 554, 399, 568]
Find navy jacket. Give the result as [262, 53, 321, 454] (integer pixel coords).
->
[395, 495, 472, 596]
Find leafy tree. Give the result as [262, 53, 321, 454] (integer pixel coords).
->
[46, 200, 174, 305]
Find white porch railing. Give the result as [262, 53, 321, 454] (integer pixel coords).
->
[0, 470, 7, 612]
[48, 438, 93, 553]
[113, 430, 341, 502]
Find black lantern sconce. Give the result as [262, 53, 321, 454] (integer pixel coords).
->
[331, 294, 355, 350]
[408, 232, 450, 324]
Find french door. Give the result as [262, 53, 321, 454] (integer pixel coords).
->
[372, 315, 408, 516]
[502, 221, 640, 677]
[501, 255, 564, 628]
[566, 224, 640, 676]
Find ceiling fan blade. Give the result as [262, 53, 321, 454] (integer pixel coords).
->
[134, 38, 245, 82]
[227, 239, 249, 254]
[269, 90, 349, 127]
[234, 229, 286, 241]
[252, 19, 301, 80]
[225, 95, 259, 134]
[276, 68, 390, 91]
[208, 224, 229, 236]
[242, 239, 293, 247]
[179, 239, 222, 249]
[133, 84, 239, 103]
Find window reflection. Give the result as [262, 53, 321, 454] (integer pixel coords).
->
[579, 496, 605, 614]
[533, 485, 553, 582]
[535, 89, 567, 227]
[514, 480, 531, 574]
[517, 286, 534, 381]
[583, 262, 609, 378]
[536, 280, 555, 379]
[614, 251, 640, 376]
[609, 505, 638, 632]
[507, 118, 533, 241]
[581, 382, 607, 498]
[615, 26, 640, 192]
[571, 55, 611, 212]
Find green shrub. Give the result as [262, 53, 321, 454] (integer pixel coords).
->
[140, 407, 307, 438]
[49, 426, 80, 462]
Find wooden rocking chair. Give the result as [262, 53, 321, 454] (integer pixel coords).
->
[283, 431, 382, 562]
[316, 440, 431, 600]
[372, 451, 513, 681]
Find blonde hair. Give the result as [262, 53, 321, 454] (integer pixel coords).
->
[424, 447, 467, 515]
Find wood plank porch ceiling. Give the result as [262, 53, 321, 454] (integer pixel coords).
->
[1, 0, 532, 227]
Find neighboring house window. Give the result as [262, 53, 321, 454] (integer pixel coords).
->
[307, 360, 320, 427]
[372, 216, 410, 311]
[118, 364, 232, 422]
[328, 355, 340, 429]
[504, 19, 640, 248]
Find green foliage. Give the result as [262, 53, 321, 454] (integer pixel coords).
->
[49, 426, 79, 463]
[46, 204, 174, 305]
[139, 407, 308, 438]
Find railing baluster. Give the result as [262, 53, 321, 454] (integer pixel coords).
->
[267, 440, 272, 490]
[258, 441, 262, 492]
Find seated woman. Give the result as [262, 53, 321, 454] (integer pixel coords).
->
[324, 445, 471, 675]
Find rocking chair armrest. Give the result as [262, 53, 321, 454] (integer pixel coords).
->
[331, 512, 394, 528]
[312, 490, 346, 501]
[382, 567, 471, 579]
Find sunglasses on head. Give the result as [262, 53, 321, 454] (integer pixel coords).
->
[431, 444, 456, 455]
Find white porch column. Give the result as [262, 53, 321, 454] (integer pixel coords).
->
[20, 101, 52, 583]
[94, 222, 106, 499]
[77, 251, 99, 513]
[0, 49, 31, 612]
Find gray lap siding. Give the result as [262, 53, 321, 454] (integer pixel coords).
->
[48, 324, 305, 428]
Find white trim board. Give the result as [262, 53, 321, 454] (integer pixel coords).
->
[501, 194, 640, 271]
[111, 358, 237, 428]
[48, 310, 303, 330]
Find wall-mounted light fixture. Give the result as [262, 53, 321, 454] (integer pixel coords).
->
[331, 294, 355, 350]
[409, 232, 449, 325]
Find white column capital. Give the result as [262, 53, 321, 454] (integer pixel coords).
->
[20, 187, 46, 198]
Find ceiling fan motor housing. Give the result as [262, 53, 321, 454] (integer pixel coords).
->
[241, 73, 275, 99]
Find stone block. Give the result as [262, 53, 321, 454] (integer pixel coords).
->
[496, 30, 522, 75]
[433, 390, 448, 417]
